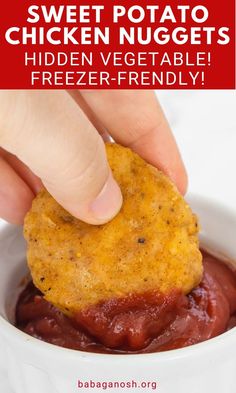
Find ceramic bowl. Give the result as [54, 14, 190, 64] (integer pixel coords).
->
[0, 194, 235, 393]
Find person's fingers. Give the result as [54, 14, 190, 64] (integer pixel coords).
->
[80, 90, 187, 194]
[0, 156, 34, 224]
[0, 148, 43, 194]
[68, 90, 111, 142]
[0, 91, 122, 224]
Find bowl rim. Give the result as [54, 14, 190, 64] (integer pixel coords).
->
[0, 193, 236, 363]
[1, 313, 236, 363]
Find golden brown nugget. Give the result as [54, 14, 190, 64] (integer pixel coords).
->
[24, 143, 202, 316]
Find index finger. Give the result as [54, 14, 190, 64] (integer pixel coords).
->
[78, 90, 187, 194]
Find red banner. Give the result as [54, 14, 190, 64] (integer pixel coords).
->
[0, 0, 235, 89]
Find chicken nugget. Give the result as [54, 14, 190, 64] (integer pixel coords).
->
[24, 143, 202, 320]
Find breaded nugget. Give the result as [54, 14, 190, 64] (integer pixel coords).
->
[24, 143, 202, 316]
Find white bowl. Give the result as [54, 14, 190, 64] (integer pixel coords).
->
[0, 194, 236, 393]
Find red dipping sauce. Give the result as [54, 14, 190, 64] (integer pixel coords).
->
[15, 252, 236, 353]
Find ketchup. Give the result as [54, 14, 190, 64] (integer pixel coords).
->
[15, 252, 236, 354]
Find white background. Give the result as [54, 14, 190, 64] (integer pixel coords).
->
[0, 90, 235, 390]
[159, 90, 236, 212]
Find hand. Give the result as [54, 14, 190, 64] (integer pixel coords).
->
[0, 90, 187, 225]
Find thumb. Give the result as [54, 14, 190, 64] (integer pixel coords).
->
[0, 90, 123, 224]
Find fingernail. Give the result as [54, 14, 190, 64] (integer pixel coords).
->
[90, 172, 123, 223]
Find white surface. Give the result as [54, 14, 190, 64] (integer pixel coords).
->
[0, 90, 235, 391]
[158, 90, 236, 211]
